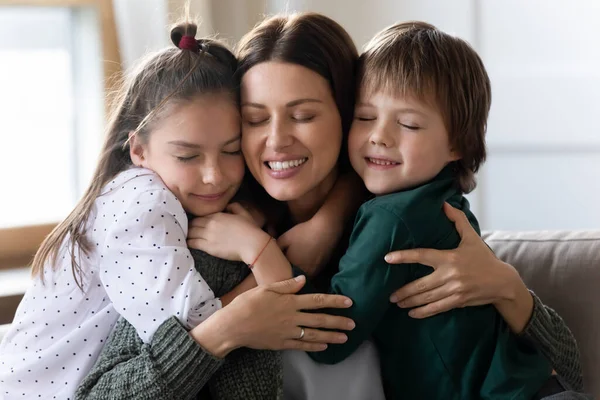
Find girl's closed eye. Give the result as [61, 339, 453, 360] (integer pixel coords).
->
[223, 148, 242, 155]
[175, 154, 198, 162]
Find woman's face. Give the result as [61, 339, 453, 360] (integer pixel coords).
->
[240, 62, 342, 202]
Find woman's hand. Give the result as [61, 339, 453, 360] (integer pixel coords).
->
[385, 203, 533, 332]
[277, 215, 340, 278]
[190, 275, 355, 357]
[188, 206, 269, 264]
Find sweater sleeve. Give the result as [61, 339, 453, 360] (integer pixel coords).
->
[521, 291, 584, 391]
[75, 316, 224, 400]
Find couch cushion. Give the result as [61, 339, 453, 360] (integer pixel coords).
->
[483, 231, 600, 396]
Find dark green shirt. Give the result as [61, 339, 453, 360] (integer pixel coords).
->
[308, 165, 552, 399]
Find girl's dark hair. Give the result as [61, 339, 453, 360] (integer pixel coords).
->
[31, 22, 239, 289]
[236, 12, 358, 172]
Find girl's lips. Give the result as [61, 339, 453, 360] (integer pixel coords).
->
[192, 191, 227, 201]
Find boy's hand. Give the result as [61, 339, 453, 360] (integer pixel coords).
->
[188, 212, 270, 264]
[277, 215, 341, 278]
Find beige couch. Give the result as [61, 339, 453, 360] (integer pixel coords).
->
[484, 231, 600, 397]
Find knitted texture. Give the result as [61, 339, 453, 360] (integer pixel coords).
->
[523, 291, 584, 392]
[191, 249, 283, 400]
[75, 317, 223, 399]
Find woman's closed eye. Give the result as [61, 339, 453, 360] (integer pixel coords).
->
[243, 115, 269, 127]
[291, 113, 315, 123]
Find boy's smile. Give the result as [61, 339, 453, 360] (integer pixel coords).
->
[348, 91, 460, 195]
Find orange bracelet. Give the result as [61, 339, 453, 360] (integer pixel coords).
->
[247, 236, 273, 269]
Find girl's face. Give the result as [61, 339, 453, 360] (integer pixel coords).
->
[240, 62, 342, 202]
[130, 94, 244, 217]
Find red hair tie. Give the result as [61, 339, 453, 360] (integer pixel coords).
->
[179, 35, 199, 52]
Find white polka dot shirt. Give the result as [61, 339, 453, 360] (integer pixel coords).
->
[0, 167, 221, 399]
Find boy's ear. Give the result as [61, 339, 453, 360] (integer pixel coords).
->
[448, 146, 462, 162]
[449, 150, 461, 162]
[129, 131, 147, 167]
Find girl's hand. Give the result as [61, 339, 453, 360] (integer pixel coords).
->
[229, 202, 266, 228]
[277, 213, 342, 278]
[188, 211, 269, 264]
[385, 203, 530, 328]
[190, 275, 356, 357]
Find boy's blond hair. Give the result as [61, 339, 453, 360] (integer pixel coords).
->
[359, 21, 491, 193]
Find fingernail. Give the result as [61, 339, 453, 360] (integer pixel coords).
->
[347, 321, 356, 330]
[389, 295, 398, 303]
[338, 334, 348, 343]
[294, 275, 305, 282]
[344, 298, 353, 306]
[384, 254, 392, 262]
[408, 310, 416, 317]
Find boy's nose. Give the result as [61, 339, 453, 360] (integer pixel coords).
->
[369, 128, 394, 147]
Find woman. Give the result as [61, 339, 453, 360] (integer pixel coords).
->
[76, 12, 584, 399]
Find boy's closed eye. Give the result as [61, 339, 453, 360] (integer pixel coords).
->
[397, 121, 421, 130]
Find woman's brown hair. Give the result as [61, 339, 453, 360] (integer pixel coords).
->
[31, 22, 239, 289]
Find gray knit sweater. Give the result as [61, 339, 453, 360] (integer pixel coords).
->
[75, 252, 585, 399]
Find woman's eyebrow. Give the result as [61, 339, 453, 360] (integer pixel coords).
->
[285, 98, 322, 107]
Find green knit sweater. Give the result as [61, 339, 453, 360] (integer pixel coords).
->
[75, 249, 282, 400]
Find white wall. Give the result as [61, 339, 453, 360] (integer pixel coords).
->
[474, 0, 600, 230]
[113, 0, 170, 69]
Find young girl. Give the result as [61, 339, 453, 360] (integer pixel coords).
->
[0, 22, 291, 399]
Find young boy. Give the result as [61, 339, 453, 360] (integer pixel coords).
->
[307, 22, 552, 399]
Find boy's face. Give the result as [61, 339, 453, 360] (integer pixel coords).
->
[348, 90, 459, 195]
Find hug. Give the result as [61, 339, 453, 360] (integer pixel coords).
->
[0, 11, 590, 400]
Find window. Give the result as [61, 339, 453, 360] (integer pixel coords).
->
[0, 0, 120, 269]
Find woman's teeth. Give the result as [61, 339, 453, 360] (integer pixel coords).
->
[368, 158, 398, 166]
[267, 158, 308, 171]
